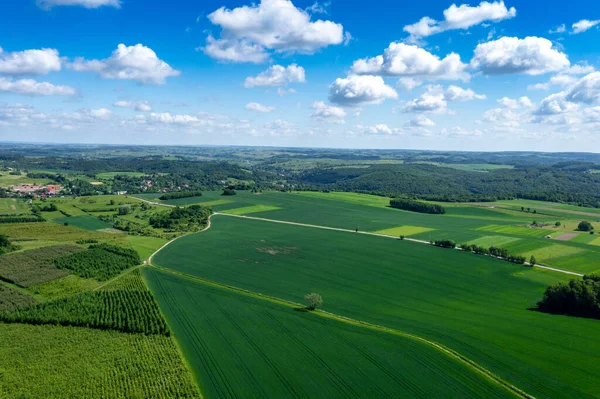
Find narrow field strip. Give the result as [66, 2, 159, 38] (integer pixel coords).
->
[148, 264, 532, 399]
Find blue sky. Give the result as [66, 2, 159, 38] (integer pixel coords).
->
[1, 0, 600, 151]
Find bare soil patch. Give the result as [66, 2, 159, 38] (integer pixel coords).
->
[256, 246, 297, 255]
[554, 233, 579, 241]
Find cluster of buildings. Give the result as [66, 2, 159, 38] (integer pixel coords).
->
[9, 184, 62, 197]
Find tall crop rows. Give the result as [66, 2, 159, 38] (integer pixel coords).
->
[0, 270, 168, 335]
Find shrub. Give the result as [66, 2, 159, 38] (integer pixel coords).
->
[433, 239, 456, 249]
[305, 293, 323, 311]
[578, 221, 594, 232]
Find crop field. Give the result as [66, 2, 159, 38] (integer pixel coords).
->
[0, 283, 38, 311]
[221, 204, 282, 215]
[54, 215, 114, 231]
[467, 236, 522, 248]
[144, 268, 514, 399]
[0, 323, 200, 399]
[0, 245, 81, 287]
[374, 225, 434, 236]
[29, 275, 100, 301]
[0, 222, 117, 243]
[476, 224, 556, 238]
[152, 215, 600, 398]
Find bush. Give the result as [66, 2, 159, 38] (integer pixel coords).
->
[222, 188, 236, 196]
[578, 221, 594, 232]
[390, 198, 445, 214]
[433, 239, 456, 249]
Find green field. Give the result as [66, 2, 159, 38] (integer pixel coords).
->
[54, 215, 114, 231]
[0, 198, 28, 215]
[144, 268, 515, 399]
[152, 215, 600, 399]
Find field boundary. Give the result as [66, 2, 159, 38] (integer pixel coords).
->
[148, 264, 534, 399]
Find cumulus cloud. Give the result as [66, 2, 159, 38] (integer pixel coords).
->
[202, 0, 346, 63]
[406, 114, 435, 127]
[441, 126, 483, 137]
[403, 1, 516, 40]
[351, 43, 468, 81]
[0, 48, 62, 75]
[402, 85, 485, 113]
[0, 78, 76, 96]
[245, 102, 276, 113]
[497, 96, 533, 109]
[244, 64, 306, 88]
[535, 92, 579, 115]
[70, 44, 180, 84]
[444, 85, 486, 101]
[113, 100, 152, 112]
[397, 77, 422, 91]
[149, 112, 200, 125]
[310, 101, 346, 123]
[564, 72, 600, 104]
[572, 19, 600, 34]
[471, 37, 570, 75]
[329, 75, 398, 106]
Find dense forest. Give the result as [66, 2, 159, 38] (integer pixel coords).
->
[390, 198, 446, 214]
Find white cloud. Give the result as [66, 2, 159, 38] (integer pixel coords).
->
[70, 44, 180, 84]
[306, 1, 330, 14]
[0, 78, 76, 96]
[572, 19, 600, 34]
[397, 77, 422, 91]
[113, 100, 152, 112]
[441, 126, 483, 137]
[351, 43, 468, 81]
[0, 48, 62, 75]
[549, 24, 566, 34]
[36, 0, 120, 9]
[244, 64, 306, 88]
[471, 37, 570, 75]
[202, 36, 269, 64]
[481, 107, 522, 127]
[149, 112, 200, 125]
[527, 65, 594, 90]
[245, 102, 276, 113]
[310, 101, 346, 123]
[403, 85, 484, 113]
[403, 1, 516, 39]
[444, 85, 486, 101]
[352, 123, 402, 135]
[535, 92, 579, 115]
[567, 63, 595, 75]
[329, 75, 398, 106]
[564, 72, 600, 104]
[497, 96, 533, 109]
[89, 108, 112, 118]
[203, 0, 346, 63]
[406, 115, 435, 127]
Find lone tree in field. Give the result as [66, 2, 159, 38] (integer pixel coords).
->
[578, 221, 594, 232]
[304, 293, 323, 311]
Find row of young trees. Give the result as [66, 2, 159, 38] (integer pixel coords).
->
[53, 244, 141, 281]
[430, 240, 528, 265]
[158, 191, 203, 200]
[537, 275, 600, 319]
[390, 198, 446, 214]
[0, 272, 169, 335]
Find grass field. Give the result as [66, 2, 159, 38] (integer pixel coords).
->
[54, 215, 114, 231]
[374, 225, 434, 236]
[0, 198, 28, 215]
[144, 268, 515, 399]
[0, 323, 200, 398]
[152, 215, 600, 399]
[221, 204, 282, 215]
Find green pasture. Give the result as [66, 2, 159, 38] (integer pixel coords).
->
[221, 204, 282, 215]
[477, 224, 556, 238]
[145, 268, 514, 399]
[95, 172, 147, 179]
[0, 198, 28, 215]
[374, 225, 434, 237]
[467, 236, 522, 248]
[153, 216, 600, 399]
[0, 172, 52, 187]
[53, 215, 113, 231]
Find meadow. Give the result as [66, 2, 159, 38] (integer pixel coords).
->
[144, 268, 516, 399]
[152, 215, 600, 399]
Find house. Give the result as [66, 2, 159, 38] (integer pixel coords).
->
[46, 185, 62, 195]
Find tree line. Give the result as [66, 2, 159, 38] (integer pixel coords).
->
[390, 198, 446, 214]
[537, 275, 600, 319]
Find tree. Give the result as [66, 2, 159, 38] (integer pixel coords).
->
[577, 221, 594, 232]
[118, 206, 131, 215]
[533, 210, 537, 214]
[555, 222, 561, 227]
[222, 188, 236, 196]
[530, 255, 537, 266]
[399, 235, 405, 240]
[527, 208, 531, 213]
[521, 207, 525, 212]
[304, 293, 323, 311]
